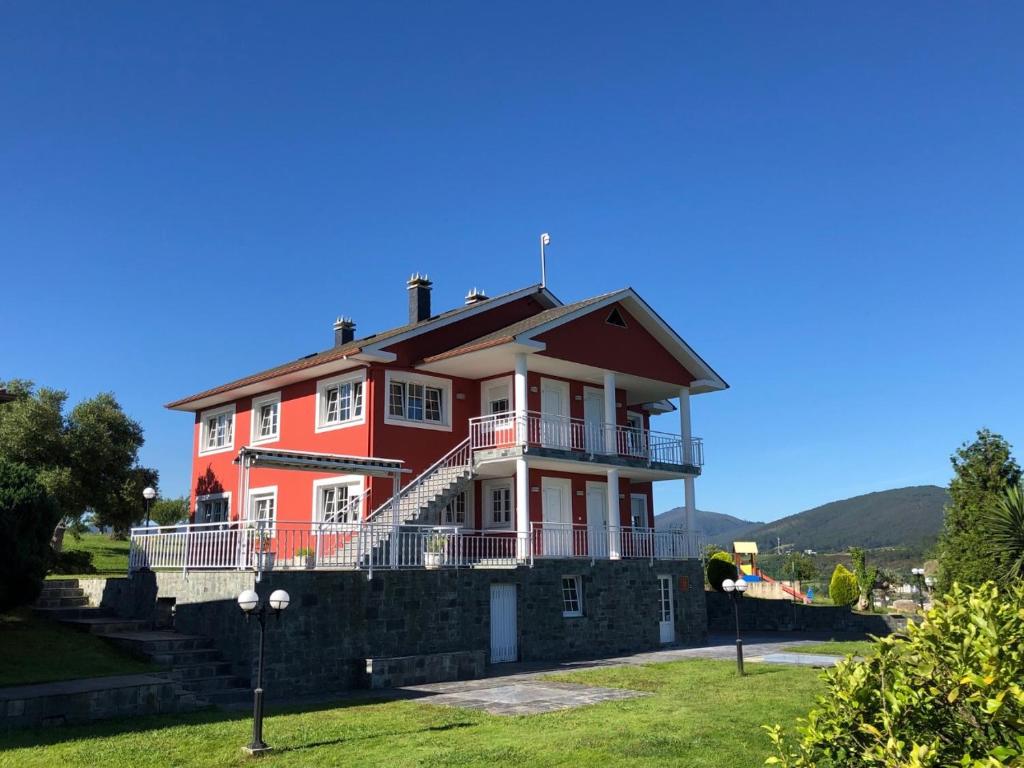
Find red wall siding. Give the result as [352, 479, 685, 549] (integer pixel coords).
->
[535, 303, 696, 386]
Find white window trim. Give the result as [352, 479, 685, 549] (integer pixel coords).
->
[480, 376, 513, 416]
[246, 485, 278, 534]
[481, 478, 514, 530]
[195, 491, 232, 524]
[250, 391, 282, 446]
[198, 404, 236, 457]
[310, 475, 366, 531]
[383, 370, 453, 432]
[440, 485, 474, 528]
[630, 493, 649, 529]
[315, 370, 367, 433]
[561, 575, 584, 618]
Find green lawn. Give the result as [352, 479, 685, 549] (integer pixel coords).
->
[0, 659, 825, 768]
[0, 610, 157, 687]
[47, 532, 131, 579]
[784, 640, 878, 656]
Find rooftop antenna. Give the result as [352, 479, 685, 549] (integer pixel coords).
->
[540, 233, 551, 287]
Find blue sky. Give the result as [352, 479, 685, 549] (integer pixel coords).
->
[2, 3, 1022, 522]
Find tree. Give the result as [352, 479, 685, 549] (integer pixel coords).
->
[784, 552, 818, 583]
[0, 458, 60, 611]
[828, 564, 858, 607]
[707, 555, 739, 592]
[985, 483, 1024, 583]
[848, 547, 879, 610]
[766, 582, 1024, 767]
[937, 429, 1021, 591]
[0, 380, 157, 538]
[150, 496, 189, 527]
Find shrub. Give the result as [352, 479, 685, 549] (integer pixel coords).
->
[828, 564, 858, 607]
[706, 556, 739, 592]
[766, 581, 1024, 767]
[0, 458, 61, 611]
[49, 548, 96, 575]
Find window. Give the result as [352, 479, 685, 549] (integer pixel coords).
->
[247, 486, 277, 532]
[196, 494, 230, 525]
[605, 307, 628, 328]
[561, 576, 583, 617]
[384, 372, 451, 430]
[312, 476, 364, 529]
[442, 489, 470, 526]
[250, 392, 281, 444]
[316, 372, 365, 431]
[483, 480, 513, 529]
[199, 405, 235, 456]
[630, 494, 649, 529]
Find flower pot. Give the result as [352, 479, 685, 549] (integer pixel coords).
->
[303, 554, 316, 570]
[423, 551, 442, 570]
[257, 552, 276, 572]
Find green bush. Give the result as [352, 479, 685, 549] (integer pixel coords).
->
[828, 564, 858, 607]
[706, 556, 739, 592]
[49, 548, 96, 575]
[766, 581, 1024, 767]
[0, 458, 60, 612]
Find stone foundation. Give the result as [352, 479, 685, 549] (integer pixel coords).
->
[366, 650, 486, 689]
[705, 591, 914, 636]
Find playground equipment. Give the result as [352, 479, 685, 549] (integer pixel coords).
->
[731, 541, 811, 604]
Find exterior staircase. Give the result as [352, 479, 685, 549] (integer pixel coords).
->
[33, 579, 251, 707]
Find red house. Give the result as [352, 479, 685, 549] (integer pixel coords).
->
[138, 277, 726, 577]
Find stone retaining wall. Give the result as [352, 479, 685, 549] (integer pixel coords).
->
[705, 591, 914, 636]
[130, 559, 706, 698]
[366, 650, 486, 689]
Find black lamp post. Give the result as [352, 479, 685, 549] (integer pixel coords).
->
[237, 588, 291, 756]
[911, 568, 926, 611]
[721, 577, 749, 675]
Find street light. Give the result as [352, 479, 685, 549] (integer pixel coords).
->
[721, 577, 748, 675]
[911, 568, 926, 610]
[142, 486, 156, 527]
[237, 588, 291, 756]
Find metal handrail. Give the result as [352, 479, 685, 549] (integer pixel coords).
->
[366, 437, 471, 521]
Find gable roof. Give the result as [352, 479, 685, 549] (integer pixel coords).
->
[421, 287, 728, 393]
[166, 284, 560, 411]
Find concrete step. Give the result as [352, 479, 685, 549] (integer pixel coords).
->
[43, 578, 80, 589]
[149, 648, 225, 667]
[101, 631, 214, 655]
[32, 606, 115, 621]
[166, 661, 235, 681]
[37, 587, 87, 600]
[181, 674, 249, 694]
[61, 616, 150, 635]
[34, 595, 90, 609]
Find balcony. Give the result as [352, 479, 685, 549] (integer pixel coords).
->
[468, 411, 703, 473]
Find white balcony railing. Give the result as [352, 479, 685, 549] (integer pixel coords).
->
[129, 520, 701, 575]
[469, 411, 703, 468]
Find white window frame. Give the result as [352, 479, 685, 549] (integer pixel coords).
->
[480, 376, 513, 416]
[315, 370, 366, 433]
[482, 478, 514, 530]
[195, 492, 232, 525]
[246, 485, 278, 534]
[630, 493, 649, 529]
[383, 370, 453, 432]
[311, 475, 365, 531]
[250, 392, 281, 445]
[198, 404, 236, 457]
[440, 485, 474, 528]
[561, 575, 583, 617]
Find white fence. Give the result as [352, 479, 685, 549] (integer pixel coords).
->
[130, 520, 700, 575]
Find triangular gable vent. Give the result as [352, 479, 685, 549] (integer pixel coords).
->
[605, 307, 628, 328]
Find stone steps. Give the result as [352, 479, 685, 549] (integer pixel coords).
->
[34, 595, 90, 609]
[149, 647, 227, 667]
[61, 616, 151, 635]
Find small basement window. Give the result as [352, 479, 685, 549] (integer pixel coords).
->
[605, 307, 627, 328]
[561, 575, 583, 617]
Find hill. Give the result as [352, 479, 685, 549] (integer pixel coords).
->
[656, 485, 948, 552]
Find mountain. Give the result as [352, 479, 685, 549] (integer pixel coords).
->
[656, 485, 948, 552]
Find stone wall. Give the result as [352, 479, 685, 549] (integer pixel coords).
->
[366, 651, 486, 689]
[136, 559, 706, 698]
[705, 591, 914, 636]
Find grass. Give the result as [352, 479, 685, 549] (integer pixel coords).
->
[0, 659, 825, 768]
[46, 532, 130, 579]
[0, 609, 157, 687]
[784, 640, 878, 657]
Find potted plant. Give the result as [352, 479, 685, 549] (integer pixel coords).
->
[423, 533, 447, 569]
[296, 546, 316, 570]
[255, 529, 275, 572]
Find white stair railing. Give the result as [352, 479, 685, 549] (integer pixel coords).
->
[366, 437, 472, 523]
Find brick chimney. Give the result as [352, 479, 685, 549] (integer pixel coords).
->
[407, 273, 432, 323]
[464, 287, 489, 305]
[333, 316, 356, 346]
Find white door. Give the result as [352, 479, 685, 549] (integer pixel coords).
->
[586, 482, 608, 558]
[540, 378, 570, 449]
[583, 387, 604, 453]
[490, 584, 518, 663]
[542, 477, 573, 556]
[658, 576, 675, 644]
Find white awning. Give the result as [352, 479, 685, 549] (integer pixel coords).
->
[234, 446, 408, 477]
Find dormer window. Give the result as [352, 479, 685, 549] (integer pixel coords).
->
[199, 404, 235, 456]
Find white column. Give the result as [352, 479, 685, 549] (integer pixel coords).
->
[515, 457, 529, 560]
[606, 468, 621, 559]
[603, 371, 617, 455]
[390, 473, 401, 569]
[679, 386, 695, 534]
[514, 353, 528, 446]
